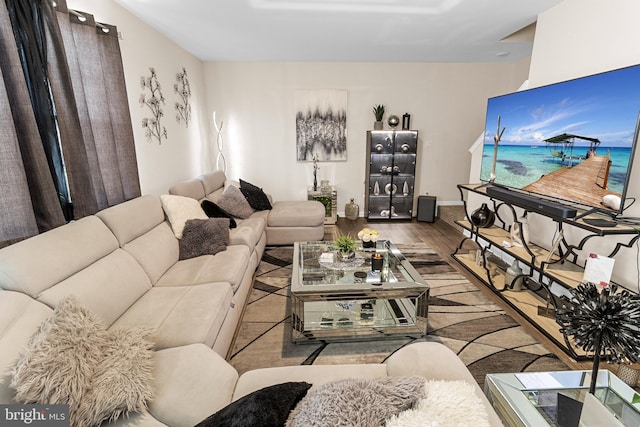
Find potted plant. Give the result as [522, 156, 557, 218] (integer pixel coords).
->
[372, 105, 385, 130]
[334, 234, 357, 261]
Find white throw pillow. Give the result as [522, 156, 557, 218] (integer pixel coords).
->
[160, 194, 208, 238]
[385, 380, 490, 427]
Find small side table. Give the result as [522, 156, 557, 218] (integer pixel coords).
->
[308, 186, 337, 225]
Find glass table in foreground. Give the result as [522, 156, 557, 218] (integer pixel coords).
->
[290, 240, 429, 342]
[484, 370, 640, 426]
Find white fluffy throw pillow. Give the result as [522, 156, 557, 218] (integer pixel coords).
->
[11, 296, 155, 427]
[385, 380, 490, 427]
[160, 194, 208, 238]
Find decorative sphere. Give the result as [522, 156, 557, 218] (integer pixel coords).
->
[387, 115, 399, 128]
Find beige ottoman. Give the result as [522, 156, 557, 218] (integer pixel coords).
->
[265, 201, 325, 245]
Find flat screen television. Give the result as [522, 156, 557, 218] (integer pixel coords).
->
[480, 64, 640, 217]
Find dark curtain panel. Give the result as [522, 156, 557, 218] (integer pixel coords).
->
[5, 0, 71, 219]
[0, 2, 65, 242]
[0, 0, 141, 246]
[44, 0, 98, 218]
[55, 0, 140, 210]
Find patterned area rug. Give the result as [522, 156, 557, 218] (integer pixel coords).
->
[229, 243, 568, 387]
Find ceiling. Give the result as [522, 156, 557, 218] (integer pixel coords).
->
[113, 0, 564, 62]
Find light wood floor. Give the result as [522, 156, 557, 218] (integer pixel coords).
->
[330, 216, 593, 371]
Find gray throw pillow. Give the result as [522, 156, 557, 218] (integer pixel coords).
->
[179, 218, 230, 260]
[286, 376, 425, 427]
[217, 185, 255, 219]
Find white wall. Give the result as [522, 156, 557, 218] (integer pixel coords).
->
[64, 1, 531, 215]
[467, 0, 640, 291]
[67, 0, 210, 196]
[204, 60, 530, 214]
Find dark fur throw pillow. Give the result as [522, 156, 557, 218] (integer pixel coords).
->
[179, 218, 230, 260]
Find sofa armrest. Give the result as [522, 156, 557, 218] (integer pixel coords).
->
[385, 342, 504, 426]
[149, 344, 239, 427]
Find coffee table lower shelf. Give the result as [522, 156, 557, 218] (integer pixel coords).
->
[290, 297, 427, 343]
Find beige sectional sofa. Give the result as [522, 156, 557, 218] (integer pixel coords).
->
[168, 171, 326, 245]
[0, 186, 503, 426]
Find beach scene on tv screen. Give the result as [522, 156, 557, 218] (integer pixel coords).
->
[480, 65, 640, 211]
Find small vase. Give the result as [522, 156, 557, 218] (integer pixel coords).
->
[470, 203, 495, 228]
[345, 198, 359, 220]
[362, 240, 375, 249]
[374, 121, 383, 130]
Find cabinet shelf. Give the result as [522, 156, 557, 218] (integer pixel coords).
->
[453, 183, 639, 361]
[452, 252, 587, 359]
[365, 130, 418, 220]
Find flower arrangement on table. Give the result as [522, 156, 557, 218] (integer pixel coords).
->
[357, 228, 380, 248]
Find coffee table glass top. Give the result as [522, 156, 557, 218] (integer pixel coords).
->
[292, 240, 426, 292]
[484, 370, 640, 426]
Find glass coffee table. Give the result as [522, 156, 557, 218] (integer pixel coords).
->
[290, 240, 429, 342]
[484, 370, 640, 426]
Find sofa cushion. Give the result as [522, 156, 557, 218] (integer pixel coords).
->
[230, 217, 266, 249]
[0, 291, 53, 406]
[179, 218, 230, 260]
[121, 222, 179, 286]
[196, 382, 311, 427]
[201, 200, 237, 228]
[267, 201, 325, 227]
[217, 185, 254, 219]
[160, 194, 208, 239]
[11, 296, 154, 427]
[96, 195, 165, 247]
[38, 249, 151, 326]
[239, 179, 273, 211]
[155, 245, 251, 291]
[233, 363, 388, 401]
[198, 171, 227, 196]
[168, 178, 206, 200]
[109, 283, 233, 349]
[286, 376, 425, 427]
[0, 216, 118, 298]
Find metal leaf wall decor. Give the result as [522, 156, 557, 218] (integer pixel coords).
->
[139, 67, 167, 144]
[174, 67, 191, 127]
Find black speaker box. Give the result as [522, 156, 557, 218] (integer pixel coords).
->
[417, 196, 437, 222]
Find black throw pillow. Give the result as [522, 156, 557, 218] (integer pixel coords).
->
[240, 179, 273, 211]
[200, 200, 237, 228]
[194, 382, 312, 427]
